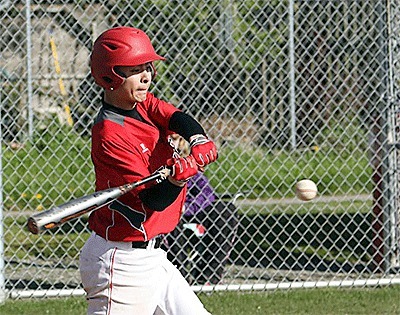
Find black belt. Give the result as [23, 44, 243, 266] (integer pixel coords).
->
[131, 237, 162, 249]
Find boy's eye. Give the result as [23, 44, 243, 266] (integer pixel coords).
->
[131, 68, 141, 74]
[130, 64, 151, 74]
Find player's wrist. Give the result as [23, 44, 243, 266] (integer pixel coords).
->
[189, 134, 207, 145]
[167, 176, 187, 187]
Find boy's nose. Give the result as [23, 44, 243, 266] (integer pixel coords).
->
[141, 70, 151, 83]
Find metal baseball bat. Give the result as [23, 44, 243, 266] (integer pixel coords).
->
[27, 168, 170, 234]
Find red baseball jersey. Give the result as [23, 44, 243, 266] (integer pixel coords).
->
[88, 92, 186, 242]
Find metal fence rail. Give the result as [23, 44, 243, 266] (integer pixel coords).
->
[1, 0, 400, 300]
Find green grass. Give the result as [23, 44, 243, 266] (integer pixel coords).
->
[0, 286, 399, 315]
[3, 127, 94, 211]
[4, 216, 91, 260]
[2, 125, 373, 212]
[207, 145, 373, 199]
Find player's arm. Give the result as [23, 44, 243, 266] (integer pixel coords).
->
[145, 94, 217, 168]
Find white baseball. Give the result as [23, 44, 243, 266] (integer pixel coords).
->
[295, 179, 318, 201]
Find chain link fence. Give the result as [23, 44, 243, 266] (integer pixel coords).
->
[1, 0, 400, 299]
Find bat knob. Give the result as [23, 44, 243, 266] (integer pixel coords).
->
[27, 217, 39, 234]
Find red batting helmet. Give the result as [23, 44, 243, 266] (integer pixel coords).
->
[90, 27, 166, 90]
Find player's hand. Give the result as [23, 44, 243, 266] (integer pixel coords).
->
[167, 156, 198, 187]
[189, 135, 218, 170]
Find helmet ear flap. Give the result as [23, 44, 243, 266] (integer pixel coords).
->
[102, 76, 114, 84]
[101, 75, 125, 91]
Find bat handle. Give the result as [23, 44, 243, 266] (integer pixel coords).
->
[159, 166, 171, 179]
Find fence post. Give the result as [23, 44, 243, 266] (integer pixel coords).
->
[26, 0, 33, 139]
[371, 0, 394, 273]
[0, 47, 5, 305]
[289, 0, 296, 150]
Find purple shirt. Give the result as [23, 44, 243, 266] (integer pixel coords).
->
[184, 172, 216, 216]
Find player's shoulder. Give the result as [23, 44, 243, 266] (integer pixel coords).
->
[142, 92, 160, 108]
[93, 107, 125, 127]
[92, 110, 126, 140]
[142, 92, 177, 109]
[139, 92, 179, 119]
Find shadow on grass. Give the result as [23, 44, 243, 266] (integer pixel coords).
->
[232, 212, 377, 273]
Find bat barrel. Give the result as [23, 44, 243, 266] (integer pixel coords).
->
[26, 186, 125, 234]
[26, 168, 170, 234]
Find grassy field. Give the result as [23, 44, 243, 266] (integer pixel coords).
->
[0, 286, 399, 314]
[2, 125, 373, 212]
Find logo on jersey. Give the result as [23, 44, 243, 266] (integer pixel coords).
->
[140, 143, 149, 153]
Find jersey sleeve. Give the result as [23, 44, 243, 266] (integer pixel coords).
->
[140, 92, 180, 130]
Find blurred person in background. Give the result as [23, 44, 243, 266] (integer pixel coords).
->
[166, 134, 238, 285]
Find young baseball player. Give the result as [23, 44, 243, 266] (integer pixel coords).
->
[79, 26, 217, 315]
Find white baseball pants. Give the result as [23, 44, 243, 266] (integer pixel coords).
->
[79, 232, 211, 315]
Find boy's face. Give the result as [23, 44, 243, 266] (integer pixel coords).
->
[114, 63, 153, 103]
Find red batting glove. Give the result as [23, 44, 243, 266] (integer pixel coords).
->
[167, 156, 198, 186]
[189, 135, 218, 169]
